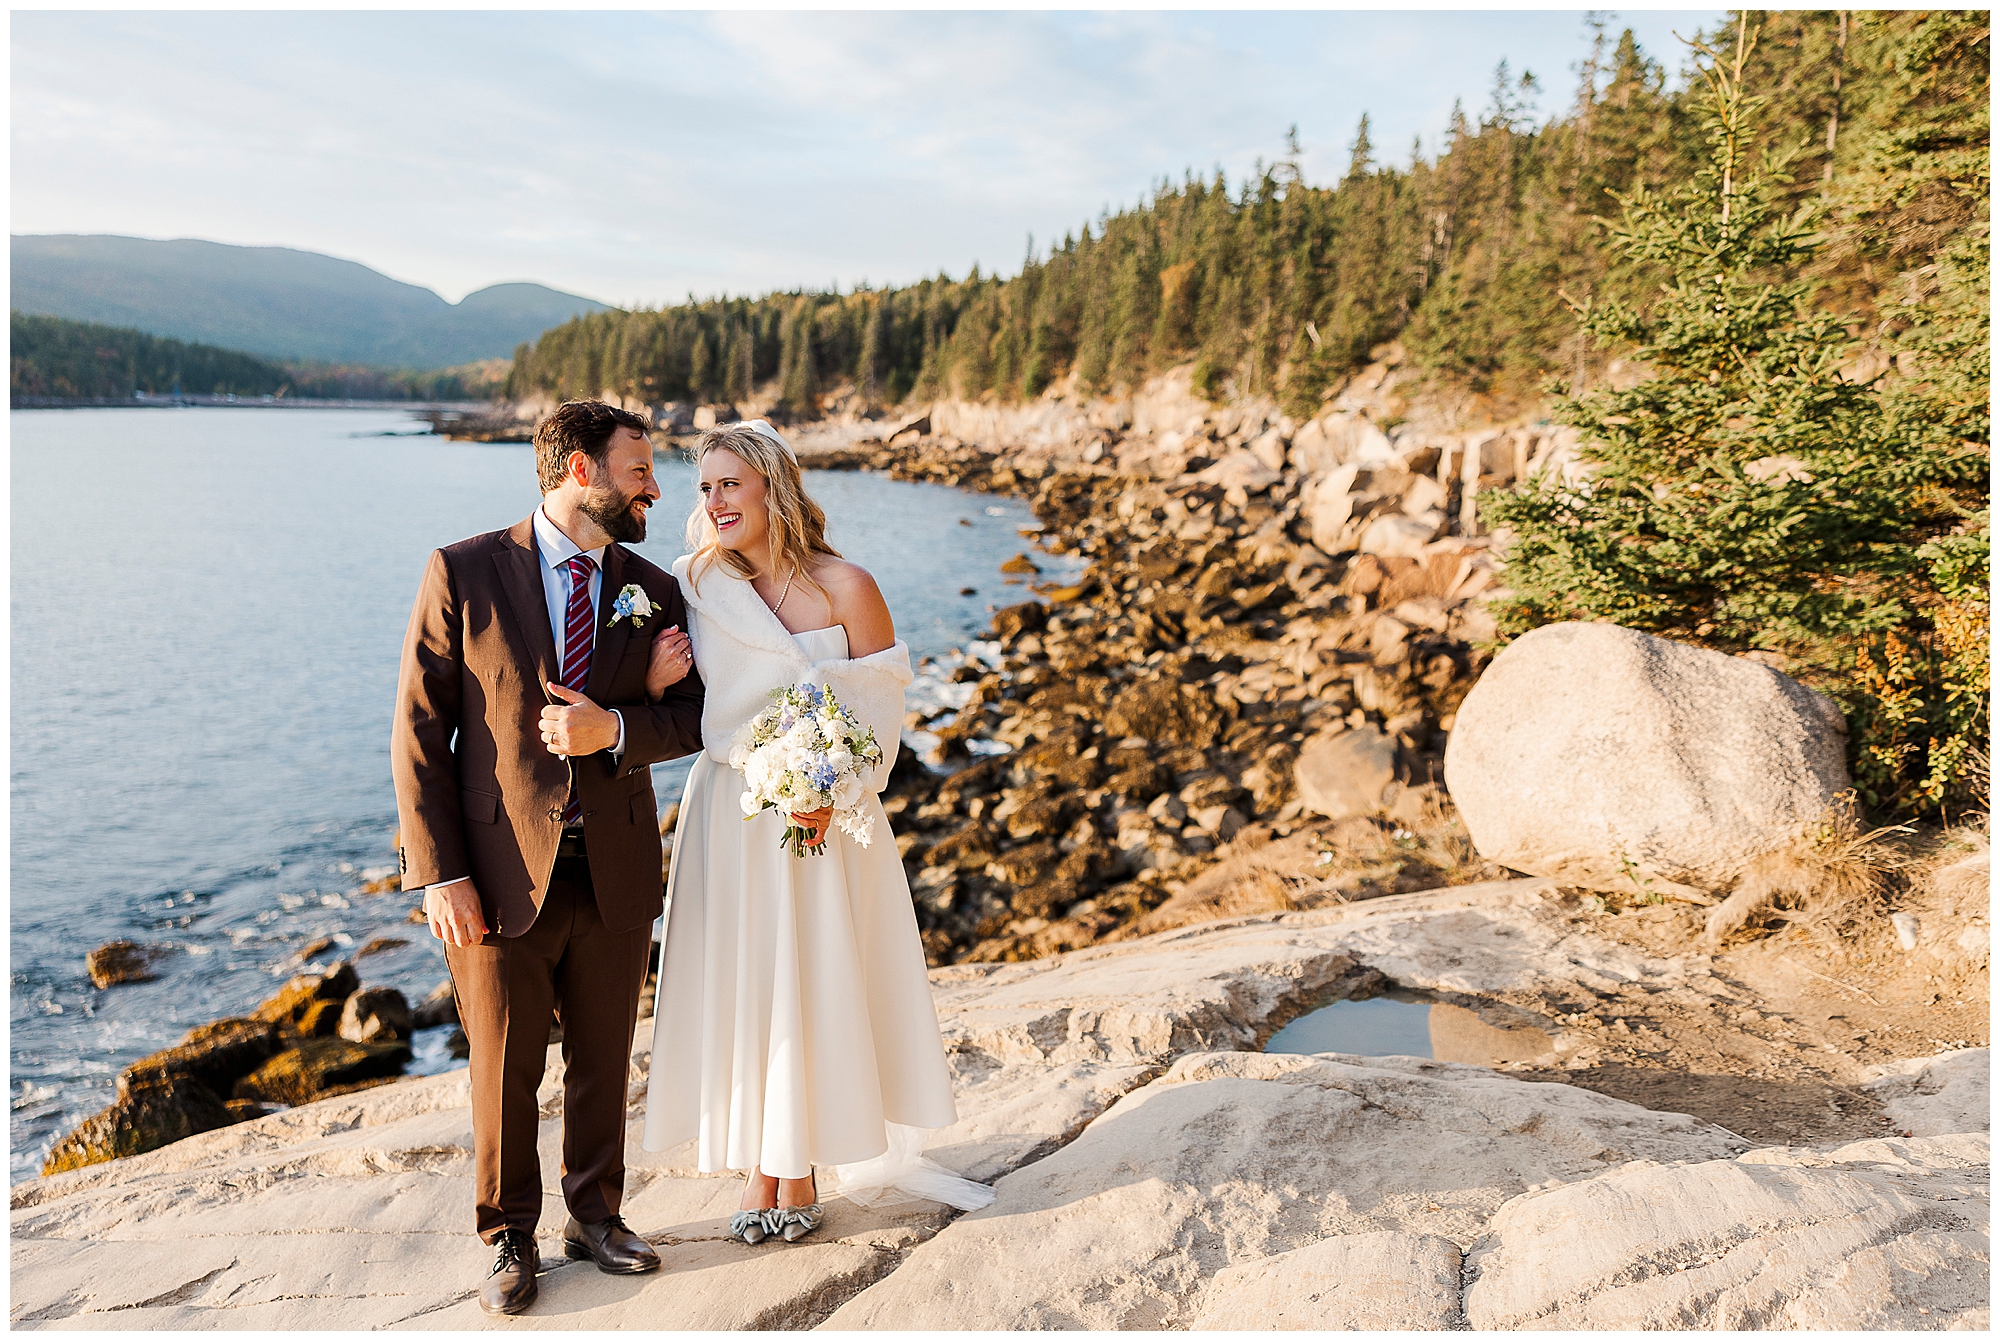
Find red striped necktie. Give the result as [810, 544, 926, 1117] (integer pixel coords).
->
[560, 554, 597, 827]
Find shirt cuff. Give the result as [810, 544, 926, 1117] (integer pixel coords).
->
[426, 877, 471, 895]
[610, 709, 626, 761]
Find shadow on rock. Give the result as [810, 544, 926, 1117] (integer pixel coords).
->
[1512, 1064, 1887, 1146]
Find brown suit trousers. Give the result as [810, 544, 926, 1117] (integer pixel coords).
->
[444, 856, 651, 1239]
[391, 514, 703, 1240]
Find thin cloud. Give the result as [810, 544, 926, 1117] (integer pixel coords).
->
[11, 9, 1720, 306]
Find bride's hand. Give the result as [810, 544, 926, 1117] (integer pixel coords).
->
[789, 806, 832, 849]
[645, 625, 694, 700]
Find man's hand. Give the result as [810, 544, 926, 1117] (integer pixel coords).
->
[426, 879, 489, 947]
[542, 682, 620, 755]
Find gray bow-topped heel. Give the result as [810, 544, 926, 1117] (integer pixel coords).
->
[767, 1202, 822, 1243]
[770, 1171, 822, 1243]
[728, 1210, 770, 1245]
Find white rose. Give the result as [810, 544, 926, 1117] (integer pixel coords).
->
[826, 746, 854, 774]
[831, 773, 865, 811]
[739, 791, 762, 817]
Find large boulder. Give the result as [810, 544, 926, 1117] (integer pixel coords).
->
[337, 988, 412, 1044]
[1301, 465, 1364, 553]
[253, 962, 360, 1028]
[42, 1072, 236, 1175]
[1358, 512, 1443, 560]
[1191, 449, 1280, 506]
[1443, 622, 1850, 898]
[410, 979, 459, 1029]
[85, 940, 160, 988]
[1289, 412, 1393, 475]
[120, 1018, 284, 1096]
[231, 1038, 412, 1108]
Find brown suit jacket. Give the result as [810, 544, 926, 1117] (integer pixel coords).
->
[390, 515, 704, 936]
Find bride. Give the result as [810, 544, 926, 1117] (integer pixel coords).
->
[639, 420, 992, 1242]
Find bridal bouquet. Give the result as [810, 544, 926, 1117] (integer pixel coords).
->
[729, 682, 885, 857]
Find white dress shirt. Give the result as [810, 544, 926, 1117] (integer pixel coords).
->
[529, 506, 626, 764]
[427, 508, 626, 896]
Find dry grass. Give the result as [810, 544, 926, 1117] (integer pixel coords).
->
[1706, 797, 1992, 956]
[1106, 788, 1506, 942]
[1302, 789, 1504, 901]
[1106, 849, 1319, 942]
[1699, 800, 1901, 947]
[1898, 822, 1990, 924]
[1763, 805, 1912, 945]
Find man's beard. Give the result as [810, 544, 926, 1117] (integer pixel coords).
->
[580, 483, 647, 543]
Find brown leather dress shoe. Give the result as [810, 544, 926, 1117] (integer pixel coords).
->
[562, 1214, 661, 1274]
[478, 1228, 540, 1316]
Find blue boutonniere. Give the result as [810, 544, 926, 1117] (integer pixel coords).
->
[608, 583, 657, 629]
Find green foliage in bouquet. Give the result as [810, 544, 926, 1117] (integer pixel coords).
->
[1486, 17, 1989, 820]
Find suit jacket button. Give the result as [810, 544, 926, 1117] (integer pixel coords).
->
[547, 807, 562, 822]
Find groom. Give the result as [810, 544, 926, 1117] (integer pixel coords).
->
[391, 399, 703, 1315]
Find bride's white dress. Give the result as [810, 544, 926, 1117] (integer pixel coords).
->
[642, 557, 989, 1209]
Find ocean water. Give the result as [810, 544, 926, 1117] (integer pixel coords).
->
[8, 407, 1077, 1180]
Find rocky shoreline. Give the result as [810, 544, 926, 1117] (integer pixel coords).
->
[801, 414, 1521, 967]
[45, 945, 672, 1178]
[44, 962, 421, 1175]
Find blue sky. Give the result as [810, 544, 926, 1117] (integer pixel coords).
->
[11, 9, 1725, 308]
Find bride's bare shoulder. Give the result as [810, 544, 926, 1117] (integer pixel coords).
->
[811, 558, 881, 601]
[811, 558, 893, 649]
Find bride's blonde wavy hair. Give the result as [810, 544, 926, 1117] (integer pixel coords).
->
[684, 423, 841, 597]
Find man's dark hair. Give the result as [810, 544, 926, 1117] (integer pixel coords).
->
[534, 400, 651, 492]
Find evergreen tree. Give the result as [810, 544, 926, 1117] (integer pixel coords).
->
[1486, 17, 1988, 817]
[687, 328, 712, 400]
[857, 293, 887, 404]
[1345, 115, 1373, 180]
[777, 297, 819, 415]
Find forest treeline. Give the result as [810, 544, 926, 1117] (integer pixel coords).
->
[505, 11, 1988, 426]
[9, 313, 501, 402]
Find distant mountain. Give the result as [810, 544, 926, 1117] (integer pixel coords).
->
[10, 313, 499, 403]
[10, 235, 611, 369]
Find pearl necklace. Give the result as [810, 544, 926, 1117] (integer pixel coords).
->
[762, 566, 796, 616]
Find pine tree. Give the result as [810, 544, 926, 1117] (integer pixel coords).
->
[857, 294, 886, 405]
[1345, 115, 1373, 180]
[688, 329, 713, 400]
[1486, 17, 1988, 817]
[777, 298, 819, 415]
